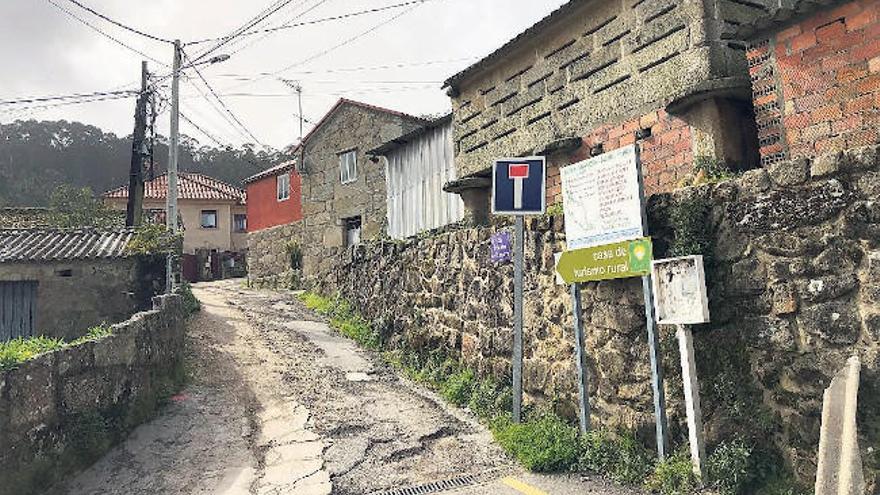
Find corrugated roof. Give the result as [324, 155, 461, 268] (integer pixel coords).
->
[243, 161, 295, 185]
[104, 173, 245, 204]
[443, 0, 586, 89]
[0, 228, 138, 262]
[369, 113, 453, 156]
[735, 0, 848, 39]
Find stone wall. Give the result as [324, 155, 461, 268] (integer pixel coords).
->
[298, 102, 423, 281]
[328, 145, 880, 486]
[0, 293, 187, 495]
[247, 222, 303, 287]
[446, 0, 779, 181]
[0, 256, 165, 341]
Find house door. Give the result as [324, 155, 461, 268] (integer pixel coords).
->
[0, 281, 37, 341]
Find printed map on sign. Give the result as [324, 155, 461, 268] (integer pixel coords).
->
[560, 145, 643, 250]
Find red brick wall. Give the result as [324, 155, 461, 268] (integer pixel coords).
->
[246, 172, 303, 232]
[748, 0, 880, 162]
[546, 109, 693, 204]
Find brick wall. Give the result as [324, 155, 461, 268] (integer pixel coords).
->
[546, 109, 693, 205]
[748, 0, 880, 163]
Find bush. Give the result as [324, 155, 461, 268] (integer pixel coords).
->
[708, 440, 754, 495]
[580, 430, 654, 484]
[441, 369, 476, 406]
[491, 412, 581, 473]
[69, 324, 113, 346]
[645, 454, 699, 495]
[468, 379, 511, 420]
[0, 336, 66, 370]
[178, 281, 201, 314]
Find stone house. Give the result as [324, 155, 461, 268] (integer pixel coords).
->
[368, 114, 465, 239]
[740, 0, 880, 163]
[247, 98, 425, 284]
[0, 228, 164, 341]
[441, 0, 785, 218]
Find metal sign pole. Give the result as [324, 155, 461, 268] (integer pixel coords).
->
[634, 145, 669, 460]
[677, 324, 707, 479]
[513, 215, 524, 423]
[571, 282, 591, 434]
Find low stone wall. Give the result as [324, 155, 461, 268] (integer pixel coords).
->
[247, 222, 303, 288]
[329, 146, 880, 486]
[0, 293, 187, 495]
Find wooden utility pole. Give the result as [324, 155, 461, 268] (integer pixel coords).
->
[125, 61, 149, 227]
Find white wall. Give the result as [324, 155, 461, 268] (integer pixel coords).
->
[385, 121, 464, 239]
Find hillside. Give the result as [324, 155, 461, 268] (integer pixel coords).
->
[0, 120, 289, 206]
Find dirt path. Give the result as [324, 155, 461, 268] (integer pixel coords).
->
[60, 280, 638, 495]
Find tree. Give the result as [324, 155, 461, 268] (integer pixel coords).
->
[47, 184, 121, 228]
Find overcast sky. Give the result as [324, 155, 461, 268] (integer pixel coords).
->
[0, 0, 569, 151]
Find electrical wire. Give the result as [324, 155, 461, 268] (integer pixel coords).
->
[179, 110, 229, 148]
[190, 0, 300, 64]
[181, 48, 265, 146]
[223, 0, 330, 58]
[44, 0, 168, 67]
[186, 0, 431, 45]
[0, 90, 138, 106]
[63, 0, 173, 43]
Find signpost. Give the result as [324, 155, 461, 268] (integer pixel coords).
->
[492, 157, 546, 424]
[652, 255, 711, 479]
[557, 144, 669, 459]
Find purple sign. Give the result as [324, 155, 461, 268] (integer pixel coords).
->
[490, 231, 512, 263]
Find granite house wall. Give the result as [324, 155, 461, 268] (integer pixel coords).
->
[0, 293, 187, 495]
[328, 145, 880, 486]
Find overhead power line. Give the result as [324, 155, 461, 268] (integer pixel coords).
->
[44, 0, 168, 66]
[223, 0, 332, 58]
[181, 48, 265, 146]
[191, 0, 301, 64]
[211, 57, 477, 79]
[63, 0, 173, 43]
[186, 0, 433, 45]
[0, 89, 137, 106]
[179, 110, 228, 148]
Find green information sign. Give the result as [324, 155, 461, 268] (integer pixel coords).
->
[556, 237, 653, 284]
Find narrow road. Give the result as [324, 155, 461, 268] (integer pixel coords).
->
[60, 280, 638, 495]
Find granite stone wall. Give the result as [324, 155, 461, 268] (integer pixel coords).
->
[247, 222, 303, 288]
[0, 293, 187, 495]
[328, 145, 880, 486]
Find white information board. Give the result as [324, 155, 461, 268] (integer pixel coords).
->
[560, 145, 643, 250]
[651, 255, 710, 325]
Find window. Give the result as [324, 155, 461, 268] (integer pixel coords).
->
[339, 149, 358, 184]
[343, 216, 362, 247]
[277, 172, 290, 201]
[233, 214, 247, 233]
[200, 210, 218, 229]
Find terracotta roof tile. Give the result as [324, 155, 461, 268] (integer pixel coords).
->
[104, 173, 245, 204]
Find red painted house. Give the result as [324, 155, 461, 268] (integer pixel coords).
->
[243, 161, 303, 232]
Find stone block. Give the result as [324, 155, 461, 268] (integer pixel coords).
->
[738, 168, 771, 194]
[768, 159, 810, 186]
[798, 302, 861, 346]
[799, 275, 858, 303]
[6, 354, 55, 429]
[56, 341, 95, 376]
[771, 283, 798, 315]
[811, 151, 845, 178]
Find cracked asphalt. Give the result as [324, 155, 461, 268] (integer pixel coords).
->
[59, 280, 639, 495]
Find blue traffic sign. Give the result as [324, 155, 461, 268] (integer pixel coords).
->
[492, 157, 546, 215]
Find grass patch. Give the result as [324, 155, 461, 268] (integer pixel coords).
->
[490, 413, 581, 472]
[580, 429, 654, 484]
[68, 324, 113, 346]
[298, 291, 381, 349]
[0, 336, 65, 370]
[645, 453, 699, 495]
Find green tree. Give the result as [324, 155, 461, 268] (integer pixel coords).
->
[47, 184, 120, 228]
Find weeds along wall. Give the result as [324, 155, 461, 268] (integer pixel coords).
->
[0, 293, 188, 495]
[326, 145, 880, 488]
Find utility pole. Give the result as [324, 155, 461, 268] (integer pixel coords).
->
[280, 78, 303, 142]
[126, 61, 149, 227]
[166, 39, 181, 294]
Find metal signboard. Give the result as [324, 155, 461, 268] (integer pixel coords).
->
[492, 157, 546, 215]
[560, 145, 643, 250]
[490, 231, 512, 263]
[556, 237, 653, 284]
[651, 255, 710, 325]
